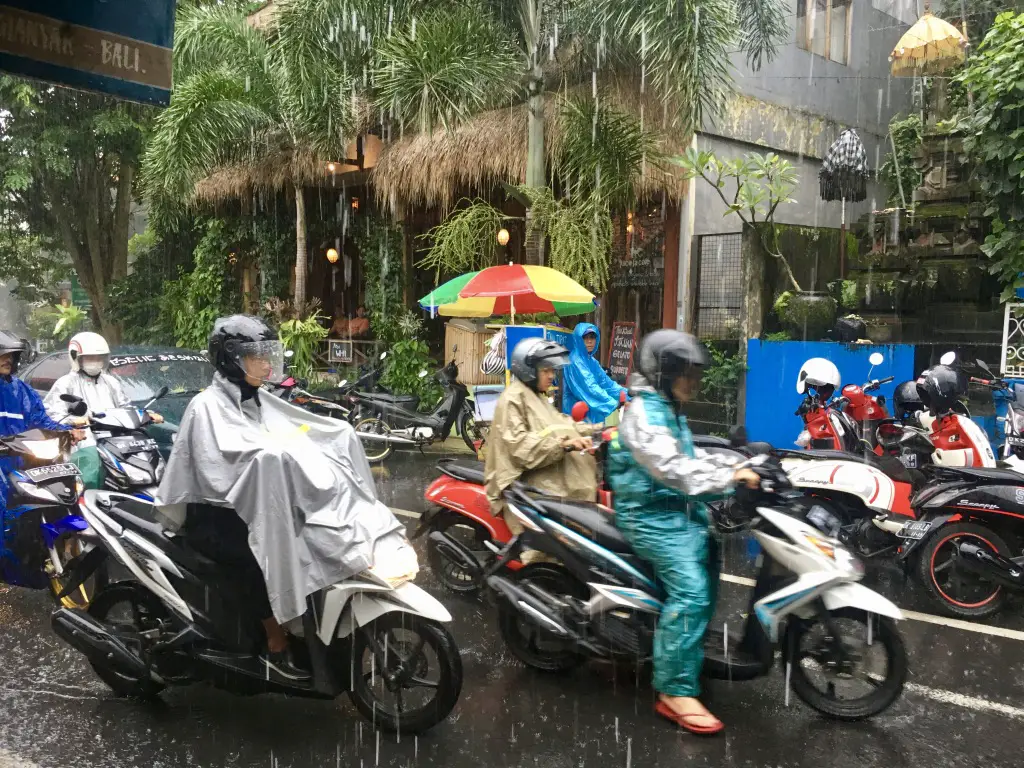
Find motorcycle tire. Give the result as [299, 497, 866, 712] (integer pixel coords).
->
[916, 522, 1009, 619]
[497, 563, 587, 673]
[355, 416, 394, 463]
[86, 582, 167, 699]
[426, 512, 492, 594]
[457, 408, 487, 458]
[787, 608, 907, 720]
[348, 613, 463, 734]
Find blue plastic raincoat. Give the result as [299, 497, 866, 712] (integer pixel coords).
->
[606, 376, 739, 698]
[561, 323, 627, 423]
[0, 376, 70, 509]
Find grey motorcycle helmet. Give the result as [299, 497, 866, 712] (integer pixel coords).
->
[510, 337, 570, 390]
[638, 329, 710, 398]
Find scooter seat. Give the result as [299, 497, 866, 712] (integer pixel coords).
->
[528, 496, 632, 553]
[930, 465, 1024, 485]
[437, 458, 486, 486]
[779, 448, 921, 488]
[107, 497, 177, 543]
[355, 391, 419, 409]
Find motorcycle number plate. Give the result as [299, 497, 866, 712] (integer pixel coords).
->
[24, 463, 79, 481]
[899, 453, 918, 468]
[897, 520, 932, 540]
[1007, 436, 1024, 447]
[123, 438, 158, 452]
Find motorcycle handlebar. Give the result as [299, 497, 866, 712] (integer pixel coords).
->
[970, 376, 1007, 390]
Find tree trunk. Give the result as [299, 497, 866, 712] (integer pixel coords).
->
[522, 0, 546, 267]
[294, 186, 308, 311]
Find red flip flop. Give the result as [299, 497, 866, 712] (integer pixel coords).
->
[655, 700, 725, 735]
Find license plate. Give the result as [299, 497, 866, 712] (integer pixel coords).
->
[899, 453, 918, 468]
[1008, 436, 1024, 447]
[24, 463, 79, 481]
[897, 520, 932, 540]
[118, 439, 158, 453]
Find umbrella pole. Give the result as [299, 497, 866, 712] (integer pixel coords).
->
[840, 196, 847, 279]
[511, 294, 515, 326]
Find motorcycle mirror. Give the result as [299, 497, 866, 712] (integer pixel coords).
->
[60, 394, 83, 404]
[729, 425, 748, 447]
[940, 351, 956, 366]
[418, 370, 428, 378]
[976, 358, 995, 376]
[868, 352, 884, 366]
[68, 400, 88, 417]
[571, 401, 590, 422]
[338, 379, 348, 388]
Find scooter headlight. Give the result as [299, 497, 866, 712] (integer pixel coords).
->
[123, 463, 153, 484]
[22, 439, 61, 461]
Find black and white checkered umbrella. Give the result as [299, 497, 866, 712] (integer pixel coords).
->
[819, 128, 868, 202]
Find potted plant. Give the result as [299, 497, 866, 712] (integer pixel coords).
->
[676, 150, 837, 338]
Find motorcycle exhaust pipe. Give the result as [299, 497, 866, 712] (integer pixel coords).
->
[354, 431, 419, 446]
[486, 575, 574, 638]
[51, 608, 150, 679]
[955, 543, 1024, 589]
[427, 530, 483, 578]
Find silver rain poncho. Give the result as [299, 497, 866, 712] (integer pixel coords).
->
[156, 374, 406, 624]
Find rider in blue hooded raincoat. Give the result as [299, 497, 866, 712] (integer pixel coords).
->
[607, 330, 758, 735]
[561, 322, 627, 423]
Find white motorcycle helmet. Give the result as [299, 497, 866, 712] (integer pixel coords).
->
[796, 357, 841, 397]
[69, 332, 111, 378]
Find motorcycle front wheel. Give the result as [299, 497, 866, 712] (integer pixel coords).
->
[348, 613, 463, 733]
[47, 533, 106, 609]
[786, 608, 907, 720]
[355, 417, 394, 463]
[457, 408, 488, 457]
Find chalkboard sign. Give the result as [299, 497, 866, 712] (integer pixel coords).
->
[608, 322, 637, 384]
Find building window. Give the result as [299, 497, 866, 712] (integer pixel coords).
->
[797, 0, 851, 65]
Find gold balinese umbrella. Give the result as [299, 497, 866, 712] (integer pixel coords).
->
[890, 10, 968, 77]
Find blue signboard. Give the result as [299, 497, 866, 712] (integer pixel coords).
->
[0, 1, 175, 105]
[744, 340, 916, 449]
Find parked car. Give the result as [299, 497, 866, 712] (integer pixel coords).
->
[20, 346, 214, 457]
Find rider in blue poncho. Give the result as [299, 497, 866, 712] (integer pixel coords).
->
[562, 322, 628, 423]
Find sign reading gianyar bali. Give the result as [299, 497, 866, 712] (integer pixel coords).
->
[0, 1, 175, 106]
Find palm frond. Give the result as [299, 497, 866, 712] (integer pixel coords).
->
[375, 3, 522, 133]
[734, 0, 788, 71]
[142, 67, 280, 199]
[173, 3, 273, 83]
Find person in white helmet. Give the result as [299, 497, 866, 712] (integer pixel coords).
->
[45, 332, 136, 420]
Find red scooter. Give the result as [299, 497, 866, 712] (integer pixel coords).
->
[413, 398, 620, 594]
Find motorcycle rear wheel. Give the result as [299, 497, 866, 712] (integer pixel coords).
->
[426, 512, 491, 594]
[457, 409, 488, 457]
[355, 417, 394, 463]
[917, 522, 1009, 618]
[348, 613, 463, 733]
[787, 608, 906, 720]
[86, 582, 167, 699]
[497, 563, 587, 672]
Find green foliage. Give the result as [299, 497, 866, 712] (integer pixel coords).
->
[280, 313, 329, 380]
[380, 335, 443, 408]
[675, 148, 801, 291]
[28, 303, 88, 344]
[959, 12, 1024, 298]
[828, 279, 859, 310]
[53, 304, 88, 340]
[356, 217, 405, 333]
[700, 345, 746, 425]
[166, 220, 241, 349]
[763, 330, 791, 341]
[773, 291, 837, 338]
[0, 233, 70, 305]
[418, 200, 506, 280]
[880, 113, 923, 208]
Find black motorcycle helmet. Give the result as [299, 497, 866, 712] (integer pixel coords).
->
[0, 330, 27, 375]
[638, 329, 710, 399]
[509, 338, 571, 390]
[916, 365, 961, 415]
[208, 315, 281, 385]
[893, 380, 924, 421]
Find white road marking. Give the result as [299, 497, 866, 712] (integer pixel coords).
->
[0, 747, 40, 767]
[907, 683, 1024, 720]
[391, 506, 421, 519]
[719, 572, 1024, 642]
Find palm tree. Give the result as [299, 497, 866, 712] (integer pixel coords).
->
[142, 3, 357, 308]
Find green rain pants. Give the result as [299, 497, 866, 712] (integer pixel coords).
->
[70, 446, 104, 490]
[616, 508, 720, 697]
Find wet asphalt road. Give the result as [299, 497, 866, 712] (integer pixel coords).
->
[3, 448, 1024, 768]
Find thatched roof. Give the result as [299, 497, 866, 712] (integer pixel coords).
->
[193, 146, 325, 203]
[371, 87, 693, 211]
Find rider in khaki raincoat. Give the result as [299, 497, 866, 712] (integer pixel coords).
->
[485, 338, 600, 550]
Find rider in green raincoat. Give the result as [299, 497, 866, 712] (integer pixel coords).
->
[607, 330, 758, 735]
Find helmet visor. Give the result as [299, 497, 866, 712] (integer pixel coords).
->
[237, 340, 286, 384]
[535, 350, 570, 371]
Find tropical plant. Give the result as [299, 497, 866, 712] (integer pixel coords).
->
[142, 3, 355, 309]
[675, 149, 801, 291]
[279, 312, 329, 380]
[52, 304, 88, 341]
[418, 200, 509, 280]
[880, 113, 923, 208]
[381, 338, 444, 408]
[700, 344, 746, 425]
[0, 77, 151, 339]
[958, 11, 1024, 299]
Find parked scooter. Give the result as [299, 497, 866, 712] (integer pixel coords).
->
[455, 445, 906, 719]
[51, 490, 463, 733]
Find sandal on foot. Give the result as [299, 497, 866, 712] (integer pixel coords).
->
[655, 700, 724, 735]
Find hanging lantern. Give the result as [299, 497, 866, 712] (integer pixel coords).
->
[326, 247, 340, 264]
[497, 228, 510, 246]
[327, 161, 337, 173]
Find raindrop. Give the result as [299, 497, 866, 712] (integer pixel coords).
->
[244, 74, 250, 92]
[614, 716, 619, 743]
[549, 35, 555, 61]
[592, 70, 597, 99]
[388, 4, 394, 37]
[411, 17, 417, 41]
[625, 737, 632, 768]
[785, 660, 792, 707]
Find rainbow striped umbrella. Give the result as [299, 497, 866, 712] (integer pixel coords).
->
[419, 265, 596, 320]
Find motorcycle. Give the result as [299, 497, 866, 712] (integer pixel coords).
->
[51, 490, 463, 733]
[453, 444, 906, 720]
[0, 417, 100, 609]
[64, 387, 171, 501]
[350, 358, 474, 462]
